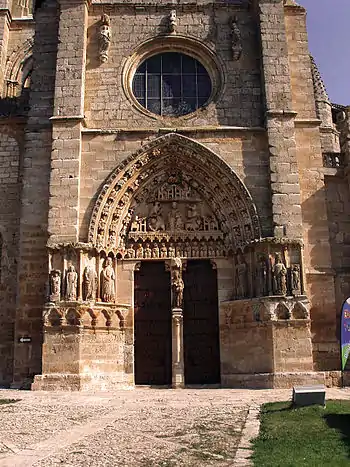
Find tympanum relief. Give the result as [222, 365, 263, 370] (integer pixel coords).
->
[119, 172, 226, 260]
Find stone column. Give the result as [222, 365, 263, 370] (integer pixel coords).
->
[258, 0, 302, 239]
[0, 3, 11, 98]
[170, 258, 185, 388]
[48, 0, 90, 244]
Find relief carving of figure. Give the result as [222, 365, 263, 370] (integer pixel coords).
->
[235, 254, 248, 299]
[126, 243, 135, 259]
[168, 202, 183, 230]
[50, 269, 61, 302]
[230, 15, 242, 61]
[152, 243, 160, 258]
[66, 265, 78, 301]
[160, 243, 168, 258]
[199, 241, 207, 258]
[183, 242, 191, 258]
[192, 241, 199, 257]
[83, 264, 97, 301]
[273, 253, 287, 295]
[169, 9, 177, 34]
[168, 243, 176, 258]
[101, 257, 115, 302]
[136, 243, 144, 259]
[144, 243, 152, 259]
[99, 14, 111, 63]
[185, 204, 202, 231]
[148, 202, 166, 231]
[172, 270, 184, 309]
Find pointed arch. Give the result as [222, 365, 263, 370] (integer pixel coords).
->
[4, 38, 34, 97]
[88, 133, 261, 254]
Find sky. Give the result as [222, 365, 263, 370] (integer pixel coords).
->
[300, 0, 349, 105]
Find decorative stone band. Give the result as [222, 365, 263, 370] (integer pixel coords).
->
[43, 302, 130, 331]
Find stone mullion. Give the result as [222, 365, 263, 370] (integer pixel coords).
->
[258, 0, 302, 239]
[48, 0, 89, 243]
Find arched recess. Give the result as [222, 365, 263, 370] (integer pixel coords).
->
[88, 133, 261, 257]
[4, 38, 34, 98]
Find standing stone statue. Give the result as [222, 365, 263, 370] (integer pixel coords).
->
[49, 269, 61, 302]
[99, 14, 111, 63]
[292, 264, 301, 295]
[83, 264, 97, 301]
[172, 269, 184, 309]
[256, 255, 268, 297]
[101, 257, 115, 302]
[65, 265, 78, 301]
[235, 254, 248, 299]
[230, 16, 242, 61]
[273, 253, 287, 295]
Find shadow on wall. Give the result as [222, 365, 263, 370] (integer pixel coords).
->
[301, 186, 341, 371]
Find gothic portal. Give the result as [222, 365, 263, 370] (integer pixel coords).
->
[0, 0, 348, 390]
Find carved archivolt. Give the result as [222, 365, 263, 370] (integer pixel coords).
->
[4, 37, 34, 97]
[88, 133, 261, 259]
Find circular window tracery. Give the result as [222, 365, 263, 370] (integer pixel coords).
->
[132, 52, 212, 117]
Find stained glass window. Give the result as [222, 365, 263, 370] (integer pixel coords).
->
[132, 52, 212, 117]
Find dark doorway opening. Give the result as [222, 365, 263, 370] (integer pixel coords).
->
[183, 260, 221, 385]
[134, 262, 171, 385]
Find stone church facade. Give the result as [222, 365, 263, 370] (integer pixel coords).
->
[0, 0, 349, 390]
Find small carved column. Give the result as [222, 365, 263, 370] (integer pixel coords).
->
[170, 257, 185, 388]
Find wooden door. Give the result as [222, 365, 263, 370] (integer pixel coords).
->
[183, 260, 221, 385]
[134, 262, 171, 385]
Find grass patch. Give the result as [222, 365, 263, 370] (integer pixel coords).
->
[252, 400, 350, 467]
[0, 399, 19, 405]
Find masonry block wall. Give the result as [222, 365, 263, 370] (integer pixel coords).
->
[0, 0, 348, 386]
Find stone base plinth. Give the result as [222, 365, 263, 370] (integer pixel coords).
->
[32, 373, 134, 392]
[221, 371, 341, 389]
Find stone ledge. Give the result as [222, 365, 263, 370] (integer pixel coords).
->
[221, 372, 329, 389]
[32, 373, 134, 392]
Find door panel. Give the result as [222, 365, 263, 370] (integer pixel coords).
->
[183, 260, 221, 385]
[134, 262, 171, 385]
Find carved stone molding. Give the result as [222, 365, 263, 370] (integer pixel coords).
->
[88, 133, 261, 257]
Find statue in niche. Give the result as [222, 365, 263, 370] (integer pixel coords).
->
[101, 257, 115, 303]
[99, 14, 111, 63]
[126, 243, 135, 259]
[65, 265, 78, 301]
[108, 231, 117, 248]
[185, 204, 202, 231]
[160, 243, 168, 258]
[235, 254, 248, 299]
[136, 243, 144, 259]
[144, 243, 152, 259]
[50, 269, 61, 302]
[292, 264, 301, 294]
[168, 202, 184, 230]
[230, 16, 242, 59]
[152, 243, 160, 258]
[256, 255, 268, 297]
[83, 264, 97, 301]
[148, 202, 166, 231]
[168, 9, 177, 34]
[172, 269, 184, 309]
[273, 254, 287, 295]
